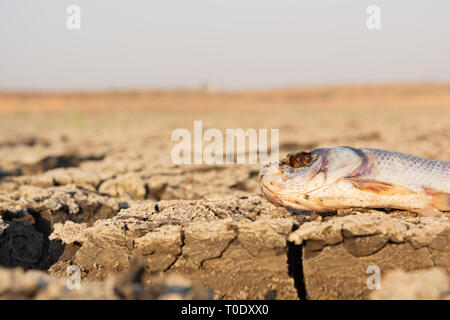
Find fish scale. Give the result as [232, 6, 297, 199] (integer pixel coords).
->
[361, 148, 449, 193]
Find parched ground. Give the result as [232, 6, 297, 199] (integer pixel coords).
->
[0, 84, 449, 299]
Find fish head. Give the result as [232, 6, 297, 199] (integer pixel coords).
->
[259, 147, 364, 210]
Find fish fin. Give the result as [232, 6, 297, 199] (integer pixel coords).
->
[423, 188, 450, 211]
[348, 178, 413, 195]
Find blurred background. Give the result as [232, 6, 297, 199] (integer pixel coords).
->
[0, 1, 449, 168]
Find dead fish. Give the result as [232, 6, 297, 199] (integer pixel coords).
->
[259, 147, 450, 216]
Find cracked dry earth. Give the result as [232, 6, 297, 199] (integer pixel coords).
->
[0, 104, 449, 300]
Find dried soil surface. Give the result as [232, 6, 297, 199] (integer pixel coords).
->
[0, 85, 449, 299]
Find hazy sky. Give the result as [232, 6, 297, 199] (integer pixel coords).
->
[1, 0, 449, 90]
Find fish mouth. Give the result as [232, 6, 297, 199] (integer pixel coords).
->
[261, 184, 284, 207]
[258, 162, 282, 177]
[259, 162, 285, 206]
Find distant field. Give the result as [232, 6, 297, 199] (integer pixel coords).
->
[1, 83, 450, 113]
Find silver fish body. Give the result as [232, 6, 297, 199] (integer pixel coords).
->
[259, 147, 450, 214]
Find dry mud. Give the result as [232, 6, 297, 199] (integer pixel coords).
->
[0, 86, 449, 299]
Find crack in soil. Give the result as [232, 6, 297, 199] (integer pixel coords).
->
[287, 224, 307, 300]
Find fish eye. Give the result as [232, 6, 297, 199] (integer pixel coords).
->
[299, 152, 312, 166]
[286, 152, 315, 169]
[288, 154, 301, 168]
